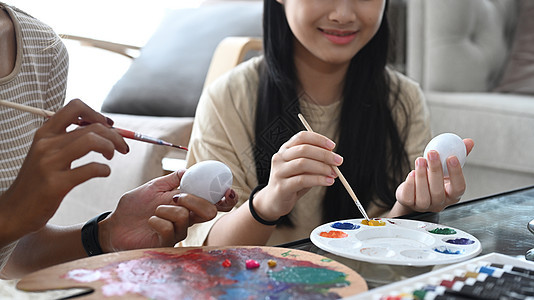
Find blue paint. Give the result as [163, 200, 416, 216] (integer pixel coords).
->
[434, 246, 464, 255]
[331, 222, 360, 230]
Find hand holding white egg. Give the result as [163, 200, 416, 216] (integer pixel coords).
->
[180, 160, 233, 204]
[423, 133, 466, 177]
[392, 133, 473, 216]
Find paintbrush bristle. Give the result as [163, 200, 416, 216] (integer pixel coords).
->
[172, 144, 188, 151]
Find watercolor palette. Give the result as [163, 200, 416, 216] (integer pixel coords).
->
[17, 246, 367, 299]
[349, 252, 534, 300]
[310, 218, 481, 266]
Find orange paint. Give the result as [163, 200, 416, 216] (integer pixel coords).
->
[319, 230, 348, 238]
[361, 219, 386, 226]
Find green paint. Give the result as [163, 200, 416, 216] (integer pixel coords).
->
[269, 267, 348, 285]
[280, 250, 297, 258]
[413, 289, 427, 299]
[321, 258, 333, 262]
[428, 228, 457, 235]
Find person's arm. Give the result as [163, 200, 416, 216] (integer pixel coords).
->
[0, 99, 127, 277]
[0, 170, 237, 279]
[391, 139, 475, 216]
[186, 71, 342, 246]
[0, 224, 85, 278]
[206, 131, 341, 246]
[0, 100, 128, 250]
[389, 79, 475, 216]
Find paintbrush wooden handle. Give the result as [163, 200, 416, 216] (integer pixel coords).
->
[0, 100, 187, 151]
[0, 99, 54, 117]
[297, 113, 370, 220]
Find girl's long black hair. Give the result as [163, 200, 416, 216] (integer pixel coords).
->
[254, 0, 411, 226]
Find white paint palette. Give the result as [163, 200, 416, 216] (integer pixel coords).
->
[310, 218, 481, 266]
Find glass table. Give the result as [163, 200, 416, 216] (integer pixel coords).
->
[278, 185, 534, 288]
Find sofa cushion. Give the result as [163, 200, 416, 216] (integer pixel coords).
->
[407, 0, 518, 92]
[426, 91, 534, 174]
[493, 0, 534, 95]
[101, 2, 263, 117]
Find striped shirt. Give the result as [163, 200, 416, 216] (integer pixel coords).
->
[0, 2, 68, 269]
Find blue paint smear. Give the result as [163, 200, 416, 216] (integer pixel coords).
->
[331, 222, 360, 230]
[434, 247, 464, 255]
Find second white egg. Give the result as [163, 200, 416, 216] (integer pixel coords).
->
[180, 160, 233, 204]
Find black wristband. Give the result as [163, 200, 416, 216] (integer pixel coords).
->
[249, 184, 279, 226]
[81, 211, 111, 256]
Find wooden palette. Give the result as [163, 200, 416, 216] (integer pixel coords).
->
[17, 246, 367, 299]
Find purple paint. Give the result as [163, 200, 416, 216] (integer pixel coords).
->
[331, 222, 360, 230]
[445, 238, 475, 245]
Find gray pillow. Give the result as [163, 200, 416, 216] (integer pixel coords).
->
[102, 2, 263, 117]
[493, 0, 534, 95]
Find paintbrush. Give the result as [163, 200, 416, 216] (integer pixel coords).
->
[297, 113, 370, 221]
[0, 100, 188, 151]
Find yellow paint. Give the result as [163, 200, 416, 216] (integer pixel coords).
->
[361, 219, 386, 226]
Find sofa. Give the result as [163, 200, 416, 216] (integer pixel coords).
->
[406, 0, 534, 201]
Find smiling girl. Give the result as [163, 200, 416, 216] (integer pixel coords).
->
[183, 0, 474, 247]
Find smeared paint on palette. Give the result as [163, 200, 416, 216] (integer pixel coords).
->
[17, 246, 367, 299]
[310, 218, 481, 266]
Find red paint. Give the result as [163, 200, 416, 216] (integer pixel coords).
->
[245, 259, 260, 269]
[114, 128, 136, 139]
[440, 279, 455, 288]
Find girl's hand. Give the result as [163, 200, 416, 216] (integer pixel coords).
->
[252, 131, 342, 222]
[392, 138, 475, 216]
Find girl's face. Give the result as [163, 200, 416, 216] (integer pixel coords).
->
[277, 0, 386, 67]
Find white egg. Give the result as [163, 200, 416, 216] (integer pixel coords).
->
[423, 133, 466, 177]
[180, 160, 233, 204]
